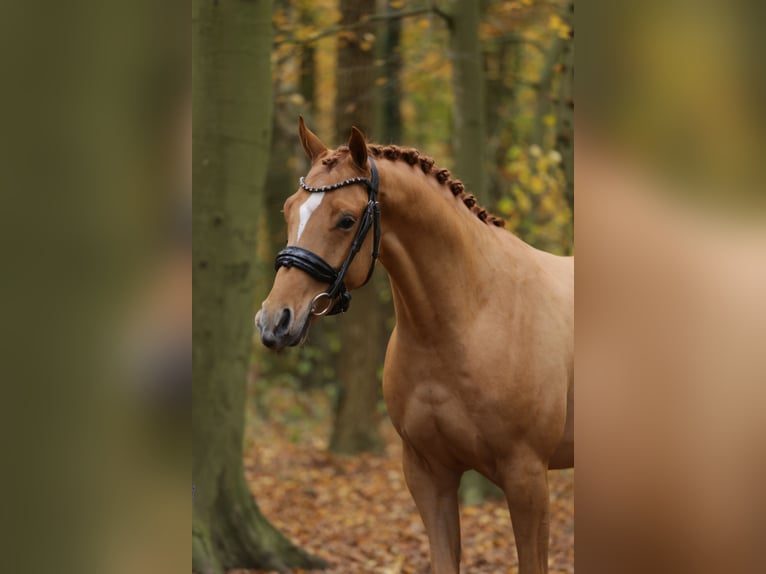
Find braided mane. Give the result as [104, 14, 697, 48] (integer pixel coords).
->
[321, 144, 505, 228]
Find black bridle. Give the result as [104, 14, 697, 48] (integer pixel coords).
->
[274, 157, 380, 316]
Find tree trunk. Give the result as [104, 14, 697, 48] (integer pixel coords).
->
[329, 283, 386, 454]
[300, 46, 317, 117]
[376, 0, 403, 144]
[532, 35, 565, 148]
[484, 34, 520, 205]
[334, 0, 376, 137]
[449, 0, 489, 205]
[329, 0, 386, 455]
[459, 469, 506, 506]
[556, 1, 575, 217]
[192, 1, 324, 572]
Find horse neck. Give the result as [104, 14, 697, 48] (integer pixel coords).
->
[376, 159, 505, 340]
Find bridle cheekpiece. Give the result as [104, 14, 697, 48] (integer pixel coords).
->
[274, 156, 380, 316]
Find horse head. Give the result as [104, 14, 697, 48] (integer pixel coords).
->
[255, 117, 379, 350]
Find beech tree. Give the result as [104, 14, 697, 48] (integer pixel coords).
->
[449, 0, 489, 206]
[192, 1, 323, 571]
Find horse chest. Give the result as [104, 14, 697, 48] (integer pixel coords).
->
[383, 331, 568, 468]
[383, 363, 489, 467]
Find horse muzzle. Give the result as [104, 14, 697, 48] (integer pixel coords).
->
[254, 305, 310, 351]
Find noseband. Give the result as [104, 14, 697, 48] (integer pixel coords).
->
[274, 157, 380, 316]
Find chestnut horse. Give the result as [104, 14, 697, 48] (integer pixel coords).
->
[256, 118, 574, 574]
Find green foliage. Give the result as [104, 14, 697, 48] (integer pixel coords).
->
[252, 325, 340, 394]
[499, 144, 572, 254]
[399, 14, 453, 154]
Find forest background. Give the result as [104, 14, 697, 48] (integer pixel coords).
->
[193, 1, 574, 572]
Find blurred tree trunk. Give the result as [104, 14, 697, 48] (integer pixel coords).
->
[376, 0, 403, 144]
[298, 1, 317, 119]
[484, 35, 520, 205]
[329, 0, 385, 455]
[192, 1, 324, 573]
[459, 469, 505, 506]
[531, 35, 565, 148]
[334, 0, 376, 134]
[556, 2, 575, 217]
[449, 0, 489, 205]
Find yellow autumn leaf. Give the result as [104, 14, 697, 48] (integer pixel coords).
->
[530, 176, 545, 194]
[524, 29, 540, 42]
[272, 8, 288, 27]
[288, 93, 305, 106]
[540, 195, 556, 215]
[554, 211, 571, 226]
[513, 187, 532, 213]
[295, 26, 316, 42]
[497, 196, 514, 216]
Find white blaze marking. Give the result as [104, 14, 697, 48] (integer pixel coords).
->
[296, 192, 325, 241]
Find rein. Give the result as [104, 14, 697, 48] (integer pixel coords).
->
[274, 157, 380, 316]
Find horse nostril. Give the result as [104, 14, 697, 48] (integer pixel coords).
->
[275, 308, 292, 336]
[261, 332, 278, 349]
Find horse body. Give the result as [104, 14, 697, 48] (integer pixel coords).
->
[379, 161, 572, 453]
[257, 119, 573, 574]
[378, 166, 573, 573]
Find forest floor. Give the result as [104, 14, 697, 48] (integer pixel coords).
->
[236, 386, 574, 574]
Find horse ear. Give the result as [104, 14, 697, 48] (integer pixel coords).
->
[348, 126, 368, 170]
[298, 115, 327, 162]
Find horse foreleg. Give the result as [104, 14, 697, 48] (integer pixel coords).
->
[502, 454, 551, 574]
[402, 443, 461, 574]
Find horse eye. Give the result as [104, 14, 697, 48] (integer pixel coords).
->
[337, 215, 356, 230]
